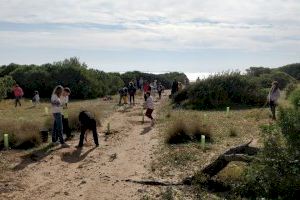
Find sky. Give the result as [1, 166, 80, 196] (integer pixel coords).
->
[0, 0, 300, 76]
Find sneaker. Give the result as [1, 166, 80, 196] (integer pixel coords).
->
[50, 142, 60, 147]
[61, 143, 70, 148]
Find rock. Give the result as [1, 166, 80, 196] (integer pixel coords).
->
[64, 191, 69, 196]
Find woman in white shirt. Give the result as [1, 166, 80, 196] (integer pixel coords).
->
[51, 85, 69, 147]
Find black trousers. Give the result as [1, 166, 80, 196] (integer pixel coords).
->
[270, 100, 277, 120]
[15, 96, 22, 107]
[62, 116, 72, 138]
[129, 94, 135, 104]
[78, 120, 99, 146]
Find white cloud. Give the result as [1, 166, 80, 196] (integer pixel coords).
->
[0, 0, 300, 52]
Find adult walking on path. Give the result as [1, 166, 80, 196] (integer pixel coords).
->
[51, 85, 69, 148]
[268, 81, 280, 120]
[13, 84, 24, 107]
[128, 81, 137, 105]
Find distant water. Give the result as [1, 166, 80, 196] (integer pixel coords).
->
[120, 71, 214, 82]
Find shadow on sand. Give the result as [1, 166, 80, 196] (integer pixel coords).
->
[61, 147, 96, 163]
[140, 126, 152, 135]
[13, 143, 61, 171]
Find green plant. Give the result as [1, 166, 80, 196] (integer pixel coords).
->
[285, 83, 297, 99]
[289, 88, 300, 109]
[228, 127, 238, 137]
[240, 108, 300, 199]
[174, 72, 267, 109]
[161, 187, 174, 200]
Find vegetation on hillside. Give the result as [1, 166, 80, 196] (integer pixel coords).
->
[0, 57, 188, 99]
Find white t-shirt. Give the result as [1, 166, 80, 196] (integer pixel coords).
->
[61, 96, 69, 105]
[51, 94, 62, 113]
[146, 96, 154, 109]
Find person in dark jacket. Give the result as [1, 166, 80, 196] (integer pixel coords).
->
[77, 111, 99, 148]
[128, 81, 136, 105]
[171, 79, 179, 96]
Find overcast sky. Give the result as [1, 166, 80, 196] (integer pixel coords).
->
[0, 0, 299, 73]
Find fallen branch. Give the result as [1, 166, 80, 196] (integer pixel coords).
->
[124, 179, 183, 186]
[201, 140, 260, 177]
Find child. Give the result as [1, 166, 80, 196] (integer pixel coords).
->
[51, 85, 69, 148]
[61, 87, 73, 141]
[32, 91, 40, 106]
[77, 111, 99, 148]
[268, 81, 280, 120]
[145, 91, 155, 126]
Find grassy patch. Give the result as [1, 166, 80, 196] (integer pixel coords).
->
[0, 98, 116, 150]
[165, 115, 212, 144]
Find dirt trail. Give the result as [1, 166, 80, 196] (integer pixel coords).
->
[3, 94, 167, 200]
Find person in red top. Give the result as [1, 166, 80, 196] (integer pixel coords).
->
[13, 84, 24, 107]
[143, 81, 151, 101]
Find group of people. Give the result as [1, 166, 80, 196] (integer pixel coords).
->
[12, 84, 40, 107]
[9, 79, 281, 149]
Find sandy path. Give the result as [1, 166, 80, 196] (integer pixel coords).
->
[2, 94, 166, 200]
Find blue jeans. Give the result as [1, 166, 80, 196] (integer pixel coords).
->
[52, 113, 64, 144]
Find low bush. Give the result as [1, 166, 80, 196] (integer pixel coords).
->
[165, 117, 211, 144]
[240, 107, 300, 199]
[288, 88, 300, 109]
[174, 72, 267, 109]
[285, 83, 297, 99]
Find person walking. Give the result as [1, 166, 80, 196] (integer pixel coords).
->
[13, 84, 24, 107]
[157, 82, 163, 99]
[51, 85, 69, 148]
[128, 81, 136, 105]
[145, 91, 155, 126]
[143, 81, 151, 101]
[268, 81, 280, 120]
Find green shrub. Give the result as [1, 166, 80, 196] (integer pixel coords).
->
[174, 72, 267, 109]
[278, 63, 300, 80]
[289, 88, 300, 109]
[285, 83, 297, 99]
[241, 108, 300, 199]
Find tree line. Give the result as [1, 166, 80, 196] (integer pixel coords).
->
[0, 57, 188, 100]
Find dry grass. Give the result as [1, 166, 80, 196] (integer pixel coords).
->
[0, 97, 117, 149]
[165, 115, 212, 144]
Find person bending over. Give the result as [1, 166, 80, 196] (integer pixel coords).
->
[77, 111, 99, 148]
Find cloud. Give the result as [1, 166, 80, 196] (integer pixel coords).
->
[0, 0, 300, 52]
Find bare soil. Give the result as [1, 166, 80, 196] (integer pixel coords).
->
[0, 94, 168, 200]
